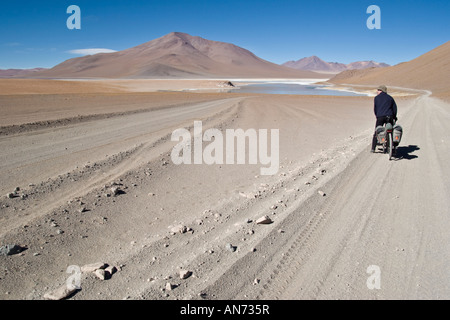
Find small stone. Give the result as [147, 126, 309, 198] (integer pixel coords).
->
[81, 262, 107, 273]
[6, 193, 15, 199]
[179, 270, 192, 280]
[170, 225, 187, 234]
[44, 284, 78, 300]
[111, 187, 121, 196]
[0, 244, 26, 256]
[318, 190, 326, 197]
[256, 215, 273, 225]
[94, 269, 106, 280]
[166, 282, 174, 291]
[225, 243, 237, 252]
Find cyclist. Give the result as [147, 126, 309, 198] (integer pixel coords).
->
[371, 85, 398, 153]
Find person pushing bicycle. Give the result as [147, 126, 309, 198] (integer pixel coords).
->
[371, 85, 398, 153]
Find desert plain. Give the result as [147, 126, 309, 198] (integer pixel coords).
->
[0, 74, 449, 301]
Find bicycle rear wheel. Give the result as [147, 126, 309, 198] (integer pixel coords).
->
[388, 132, 393, 160]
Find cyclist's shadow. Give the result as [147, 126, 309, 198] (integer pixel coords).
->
[393, 145, 420, 160]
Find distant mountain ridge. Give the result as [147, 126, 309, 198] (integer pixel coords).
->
[282, 56, 389, 73]
[29, 32, 325, 79]
[0, 68, 48, 78]
[329, 41, 450, 99]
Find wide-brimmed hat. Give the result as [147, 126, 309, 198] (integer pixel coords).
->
[377, 85, 387, 93]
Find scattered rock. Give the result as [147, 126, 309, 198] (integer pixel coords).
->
[318, 190, 326, 197]
[170, 225, 187, 234]
[256, 215, 273, 225]
[81, 262, 107, 273]
[6, 193, 15, 199]
[0, 244, 26, 256]
[94, 269, 107, 280]
[166, 282, 175, 291]
[105, 265, 117, 276]
[179, 270, 192, 280]
[239, 192, 257, 199]
[111, 186, 120, 196]
[44, 284, 78, 300]
[225, 243, 237, 252]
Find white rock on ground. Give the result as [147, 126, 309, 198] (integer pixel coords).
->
[179, 270, 192, 279]
[81, 262, 107, 273]
[43, 284, 78, 300]
[256, 215, 273, 224]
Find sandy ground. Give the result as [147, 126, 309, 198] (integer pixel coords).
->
[0, 79, 449, 301]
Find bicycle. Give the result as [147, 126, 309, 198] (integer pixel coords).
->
[375, 117, 402, 160]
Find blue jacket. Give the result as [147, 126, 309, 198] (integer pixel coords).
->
[374, 92, 397, 118]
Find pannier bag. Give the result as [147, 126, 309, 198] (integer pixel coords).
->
[376, 126, 386, 144]
[393, 124, 403, 146]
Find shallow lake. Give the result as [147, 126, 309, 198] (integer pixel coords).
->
[230, 82, 367, 96]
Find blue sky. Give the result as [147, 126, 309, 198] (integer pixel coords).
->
[1, 0, 448, 69]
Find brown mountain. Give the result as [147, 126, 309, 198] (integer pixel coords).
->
[0, 68, 48, 78]
[282, 56, 389, 74]
[31, 32, 325, 79]
[330, 41, 450, 99]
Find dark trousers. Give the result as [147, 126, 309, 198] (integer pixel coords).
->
[372, 116, 394, 150]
